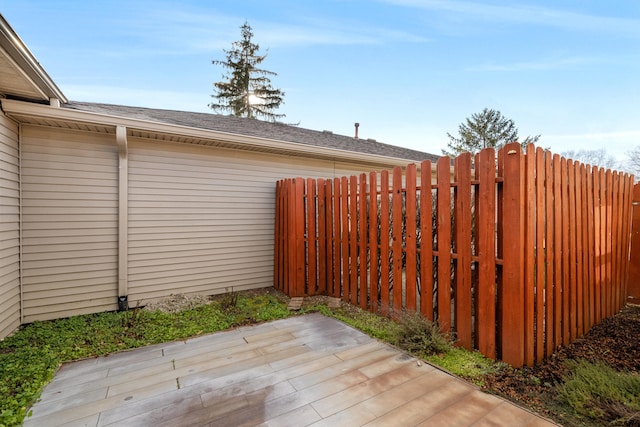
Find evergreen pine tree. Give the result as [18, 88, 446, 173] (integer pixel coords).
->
[209, 22, 285, 121]
[443, 108, 539, 157]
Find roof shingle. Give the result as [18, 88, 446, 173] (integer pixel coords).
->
[63, 101, 440, 163]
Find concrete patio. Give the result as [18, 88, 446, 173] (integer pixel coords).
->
[24, 313, 556, 426]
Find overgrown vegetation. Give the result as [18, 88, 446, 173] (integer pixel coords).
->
[0, 291, 289, 426]
[0, 289, 637, 427]
[394, 312, 452, 356]
[559, 360, 640, 425]
[306, 302, 500, 383]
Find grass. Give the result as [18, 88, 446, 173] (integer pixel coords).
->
[0, 289, 633, 427]
[309, 304, 403, 343]
[0, 291, 289, 426]
[306, 303, 501, 384]
[424, 347, 504, 386]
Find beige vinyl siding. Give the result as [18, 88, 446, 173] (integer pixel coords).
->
[21, 126, 118, 322]
[127, 139, 378, 303]
[11, 122, 418, 320]
[0, 113, 20, 338]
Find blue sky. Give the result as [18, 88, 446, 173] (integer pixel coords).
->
[2, 1, 638, 161]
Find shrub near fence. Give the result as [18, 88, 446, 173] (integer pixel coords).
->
[274, 143, 634, 367]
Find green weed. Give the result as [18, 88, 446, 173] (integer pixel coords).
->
[425, 347, 503, 386]
[559, 360, 640, 425]
[0, 292, 290, 427]
[3, 289, 632, 427]
[394, 312, 453, 356]
[309, 305, 403, 343]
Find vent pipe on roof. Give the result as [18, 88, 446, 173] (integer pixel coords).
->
[354, 122, 359, 139]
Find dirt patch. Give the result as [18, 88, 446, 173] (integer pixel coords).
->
[483, 304, 640, 426]
[143, 288, 290, 314]
[143, 294, 212, 313]
[301, 295, 331, 307]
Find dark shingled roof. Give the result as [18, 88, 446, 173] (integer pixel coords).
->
[63, 101, 440, 163]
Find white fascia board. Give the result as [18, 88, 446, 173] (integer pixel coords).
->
[1, 98, 421, 168]
[0, 16, 68, 103]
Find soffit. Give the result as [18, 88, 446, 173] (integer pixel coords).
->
[0, 15, 67, 103]
[6, 111, 116, 134]
[0, 44, 47, 101]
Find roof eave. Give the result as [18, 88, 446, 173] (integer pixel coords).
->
[0, 14, 68, 104]
[1, 98, 424, 168]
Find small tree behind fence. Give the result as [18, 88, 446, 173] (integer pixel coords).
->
[274, 143, 634, 367]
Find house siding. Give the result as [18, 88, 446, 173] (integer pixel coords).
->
[127, 138, 377, 303]
[13, 124, 411, 321]
[0, 112, 21, 339]
[20, 126, 119, 322]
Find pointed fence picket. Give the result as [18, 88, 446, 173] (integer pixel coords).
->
[627, 183, 640, 303]
[273, 143, 635, 367]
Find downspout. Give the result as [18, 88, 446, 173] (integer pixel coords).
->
[116, 126, 128, 311]
[18, 123, 23, 324]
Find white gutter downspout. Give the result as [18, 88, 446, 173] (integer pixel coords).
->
[116, 126, 128, 310]
[18, 123, 23, 324]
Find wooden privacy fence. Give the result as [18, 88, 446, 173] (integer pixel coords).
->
[628, 183, 640, 303]
[274, 143, 635, 367]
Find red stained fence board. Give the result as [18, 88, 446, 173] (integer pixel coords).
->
[273, 144, 634, 368]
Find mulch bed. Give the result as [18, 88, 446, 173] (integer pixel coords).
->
[483, 304, 640, 426]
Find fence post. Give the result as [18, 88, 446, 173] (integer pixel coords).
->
[332, 178, 341, 298]
[611, 172, 620, 312]
[535, 147, 546, 362]
[341, 177, 349, 302]
[524, 144, 535, 366]
[405, 164, 418, 312]
[621, 176, 633, 303]
[380, 171, 391, 315]
[605, 170, 613, 317]
[369, 172, 379, 312]
[619, 175, 631, 305]
[419, 161, 433, 321]
[454, 153, 472, 350]
[285, 179, 295, 296]
[349, 176, 358, 305]
[307, 178, 317, 296]
[294, 178, 306, 297]
[274, 180, 282, 291]
[628, 183, 640, 303]
[476, 148, 496, 359]
[585, 166, 595, 334]
[436, 156, 452, 333]
[500, 143, 526, 367]
[392, 166, 404, 313]
[317, 179, 327, 295]
[359, 174, 368, 309]
[324, 179, 334, 296]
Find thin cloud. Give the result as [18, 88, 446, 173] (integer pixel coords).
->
[547, 130, 640, 141]
[116, 9, 240, 54]
[259, 22, 430, 47]
[113, 6, 429, 56]
[544, 130, 640, 161]
[261, 14, 430, 46]
[468, 56, 602, 72]
[62, 84, 211, 113]
[382, 0, 640, 37]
